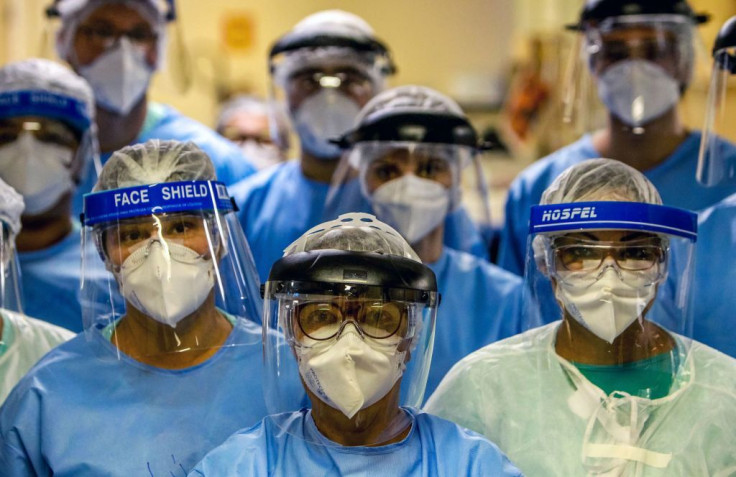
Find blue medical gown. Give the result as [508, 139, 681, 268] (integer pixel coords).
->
[232, 161, 490, 283]
[0, 320, 286, 477]
[189, 407, 522, 476]
[497, 132, 736, 275]
[425, 247, 523, 398]
[677, 192, 736, 357]
[18, 222, 112, 332]
[72, 102, 256, 215]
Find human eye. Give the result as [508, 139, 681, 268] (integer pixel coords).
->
[126, 26, 157, 45]
[371, 162, 401, 182]
[559, 246, 600, 271]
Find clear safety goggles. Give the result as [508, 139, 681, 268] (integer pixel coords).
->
[75, 22, 159, 50]
[0, 117, 79, 149]
[549, 235, 668, 287]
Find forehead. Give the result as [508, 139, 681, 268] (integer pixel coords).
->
[81, 2, 153, 27]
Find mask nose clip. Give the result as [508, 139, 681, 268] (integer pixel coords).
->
[595, 256, 624, 281]
[335, 318, 366, 340]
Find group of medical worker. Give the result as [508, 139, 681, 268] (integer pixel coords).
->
[0, 0, 734, 475]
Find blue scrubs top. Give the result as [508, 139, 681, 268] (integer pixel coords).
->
[497, 132, 736, 275]
[232, 161, 490, 283]
[73, 102, 256, 215]
[0, 319, 284, 477]
[189, 407, 522, 476]
[425, 247, 523, 398]
[683, 192, 736, 357]
[18, 222, 108, 332]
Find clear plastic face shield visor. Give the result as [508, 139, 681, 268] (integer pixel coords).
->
[697, 43, 736, 186]
[523, 202, 697, 365]
[269, 46, 393, 160]
[0, 222, 23, 314]
[563, 15, 703, 133]
[333, 142, 490, 247]
[263, 259, 438, 447]
[81, 180, 262, 362]
[44, 0, 192, 95]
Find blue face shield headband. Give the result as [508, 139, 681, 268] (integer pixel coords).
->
[529, 201, 697, 242]
[82, 180, 234, 226]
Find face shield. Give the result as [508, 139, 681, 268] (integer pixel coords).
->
[564, 14, 702, 133]
[697, 20, 736, 186]
[262, 214, 438, 447]
[0, 222, 23, 314]
[80, 180, 262, 361]
[523, 200, 696, 358]
[269, 43, 393, 160]
[328, 103, 491, 248]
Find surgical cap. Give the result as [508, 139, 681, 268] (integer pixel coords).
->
[55, 0, 167, 65]
[0, 177, 24, 238]
[356, 85, 464, 124]
[0, 58, 95, 135]
[216, 95, 269, 132]
[0, 58, 98, 175]
[284, 212, 421, 261]
[94, 139, 215, 191]
[270, 10, 393, 88]
[540, 158, 662, 205]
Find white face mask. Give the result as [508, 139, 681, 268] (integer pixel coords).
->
[296, 328, 406, 419]
[239, 140, 285, 170]
[293, 89, 360, 159]
[597, 59, 681, 127]
[555, 267, 657, 344]
[0, 132, 75, 215]
[79, 38, 154, 115]
[371, 174, 451, 244]
[118, 240, 215, 328]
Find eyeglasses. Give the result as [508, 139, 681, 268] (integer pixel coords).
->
[295, 299, 406, 341]
[553, 241, 666, 273]
[0, 119, 79, 149]
[287, 68, 374, 97]
[77, 23, 158, 49]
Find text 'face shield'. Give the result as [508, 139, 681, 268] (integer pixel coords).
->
[81, 180, 262, 362]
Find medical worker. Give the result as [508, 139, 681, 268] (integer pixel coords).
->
[0, 178, 73, 404]
[230, 10, 488, 283]
[216, 95, 289, 171]
[683, 16, 736, 357]
[46, 0, 256, 215]
[337, 85, 523, 396]
[0, 58, 106, 332]
[426, 159, 736, 476]
[497, 0, 736, 276]
[189, 213, 522, 476]
[0, 140, 284, 476]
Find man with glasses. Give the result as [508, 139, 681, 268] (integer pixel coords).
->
[426, 159, 736, 475]
[497, 0, 736, 277]
[189, 213, 521, 476]
[47, 0, 256, 215]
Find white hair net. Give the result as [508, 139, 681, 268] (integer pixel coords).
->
[93, 139, 215, 191]
[540, 158, 662, 205]
[55, 0, 167, 69]
[284, 212, 420, 261]
[0, 177, 24, 237]
[356, 85, 464, 124]
[0, 58, 98, 177]
[270, 10, 393, 89]
[533, 158, 664, 268]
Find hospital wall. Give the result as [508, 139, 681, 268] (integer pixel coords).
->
[0, 0, 735, 145]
